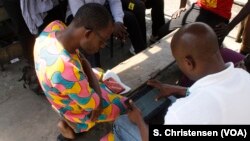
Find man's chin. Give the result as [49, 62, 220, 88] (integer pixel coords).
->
[80, 47, 99, 55]
[92, 49, 100, 54]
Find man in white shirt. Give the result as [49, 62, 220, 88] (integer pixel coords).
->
[113, 22, 250, 141]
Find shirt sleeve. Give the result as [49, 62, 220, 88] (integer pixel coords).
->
[164, 110, 183, 124]
[108, 0, 124, 23]
[52, 58, 101, 112]
[68, 0, 85, 16]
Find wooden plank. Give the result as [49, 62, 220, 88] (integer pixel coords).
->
[111, 31, 176, 92]
[234, 0, 247, 6]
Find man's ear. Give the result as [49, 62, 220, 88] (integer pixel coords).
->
[84, 28, 92, 39]
[77, 27, 92, 39]
[185, 55, 195, 70]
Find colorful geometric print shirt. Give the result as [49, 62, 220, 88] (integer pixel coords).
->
[34, 21, 127, 132]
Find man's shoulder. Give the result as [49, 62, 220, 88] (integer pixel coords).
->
[230, 65, 250, 80]
[42, 20, 66, 33]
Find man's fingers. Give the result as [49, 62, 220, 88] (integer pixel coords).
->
[120, 24, 127, 30]
[155, 94, 164, 101]
[90, 112, 96, 121]
[128, 100, 142, 114]
[116, 23, 127, 33]
[114, 23, 128, 41]
[129, 99, 136, 108]
[147, 80, 161, 89]
[171, 13, 177, 19]
[90, 109, 102, 121]
[177, 12, 180, 18]
[155, 95, 160, 101]
[114, 32, 123, 40]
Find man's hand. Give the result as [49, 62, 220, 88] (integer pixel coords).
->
[171, 8, 186, 19]
[139, 0, 146, 7]
[127, 100, 144, 125]
[127, 100, 149, 141]
[90, 99, 103, 122]
[214, 23, 230, 40]
[147, 79, 187, 100]
[113, 22, 128, 42]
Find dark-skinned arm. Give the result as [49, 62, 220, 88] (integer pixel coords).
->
[147, 79, 187, 100]
[179, 0, 188, 8]
[137, 119, 148, 141]
[215, 0, 250, 38]
[127, 100, 149, 141]
[79, 53, 103, 121]
[172, 0, 188, 19]
[80, 56, 102, 95]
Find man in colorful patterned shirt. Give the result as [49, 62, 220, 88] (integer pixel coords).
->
[33, 3, 127, 140]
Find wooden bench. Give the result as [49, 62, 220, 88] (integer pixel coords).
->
[111, 31, 176, 93]
[234, 0, 247, 6]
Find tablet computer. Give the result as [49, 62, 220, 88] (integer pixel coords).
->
[126, 84, 170, 121]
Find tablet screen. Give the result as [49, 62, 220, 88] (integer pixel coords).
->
[127, 85, 169, 120]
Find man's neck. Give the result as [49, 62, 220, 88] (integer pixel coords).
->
[56, 29, 78, 54]
[196, 59, 227, 81]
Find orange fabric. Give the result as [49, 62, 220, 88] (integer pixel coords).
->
[196, 0, 233, 19]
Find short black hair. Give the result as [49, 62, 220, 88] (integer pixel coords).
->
[73, 3, 112, 31]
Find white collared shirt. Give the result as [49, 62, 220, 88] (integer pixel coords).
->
[165, 62, 250, 124]
[68, 0, 124, 23]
